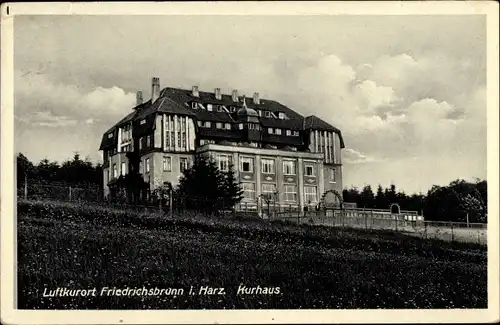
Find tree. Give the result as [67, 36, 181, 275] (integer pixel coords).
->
[222, 163, 244, 210]
[375, 185, 387, 209]
[176, 155, 242, 215]
[360, 185, 375, 208]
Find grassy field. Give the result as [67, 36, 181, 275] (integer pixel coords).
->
[17, 199, 487, 309]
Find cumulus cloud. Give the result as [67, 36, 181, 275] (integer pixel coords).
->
[15, 69, 136, 126]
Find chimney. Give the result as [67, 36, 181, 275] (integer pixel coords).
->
[192, 85, 199, 97]
[253, 92, 260, 105]
[214, 88, 222, 100]
[151, 77, 160, 103]
[136, 91, 143, 106]
[232, 89, 238, 102]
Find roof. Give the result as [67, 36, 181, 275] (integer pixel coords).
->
[100, 85, 345, 150]
[304, 115, 345, 148]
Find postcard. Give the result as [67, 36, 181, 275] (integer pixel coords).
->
[1, 1, 499, 324]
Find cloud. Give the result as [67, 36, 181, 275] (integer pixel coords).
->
[15, 70, 136, 125]
[16, 110, 78, 128]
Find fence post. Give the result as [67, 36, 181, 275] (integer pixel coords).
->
[68, 186, 72, 202]
[24, 175, 28, 200]
[451, 222, 454, 242]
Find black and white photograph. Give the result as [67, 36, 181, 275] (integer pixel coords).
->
[1, 2, 499, 324]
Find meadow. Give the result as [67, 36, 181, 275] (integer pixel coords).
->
[17, 199, 487, 309]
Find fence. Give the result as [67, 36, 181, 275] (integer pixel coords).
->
[273, 209, 487, 245]
[18, 181, 103, 203]
[17, 182, 487, 245]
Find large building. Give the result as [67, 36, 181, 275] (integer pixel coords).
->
[99, 77, 345, 210]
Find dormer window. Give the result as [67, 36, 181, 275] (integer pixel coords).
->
[278, 112, 287, 120]
[191, 102, 198, 109]
[265, 111, 272, 118]
[140, 119, 146, 125]
[108, 133, 113, 138]
[275, 128, 282, 135]
[207, 104, 213, 111]
[217, 105, 224, 112]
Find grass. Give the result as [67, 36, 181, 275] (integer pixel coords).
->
[17, 199, 487, 309]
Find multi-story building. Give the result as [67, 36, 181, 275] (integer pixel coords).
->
[99, 77, 345, 210]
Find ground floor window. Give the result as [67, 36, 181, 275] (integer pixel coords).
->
[242, 182, 256, 200]
[284, 185, 297, 202]
[304, 186, 318, 203]
[180, 157, 188, 173]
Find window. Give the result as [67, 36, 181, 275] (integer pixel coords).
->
[180, 157, 188, 173]
[261, 158, 275, 174]
[113, 164, 117, 178]
[140, 119, 146, 125]
[305, 164, 315, 177]
[284, 185, 297, 202]
[286, 129, 291, 136]
[283, 160, 296, 175]
[261, 183, 276, 196]
[293, 130, 300, 136]
[200, 139, 215, 145]
[268, 128, 273, 134]
[107, 169, 110, 182]
[205, 121, 211, 128]
[121, 162, 126, 175]
[163, 156, 171, 171]
[240, 157, 254, 172]
[217, 106, 224, 112]
[275, 128, 282, 135]
[230, 106, 236, 113]
[216, 122, 223, 129]
[329, 168, 336, 183]
[278, 112, 287, 120]
[139, 161, 143, 174]
[242, 183, 256, 200]
[145, 158, 150, 173]
[207, 104, 213, 111]
[108, 133, 113, 138]
[304, 186, 318, 203]
[265, 111, 271, 118]
[197, 121, 202, 127]
[139, 137, 143, 150]
[239, 123, 244, 130]
[216, 154, 231, 172]
[191, 102, 198, 109]
[224, 123, 231, 130]
[146, 135, 151, 147]
[248, 123, 259, 130]
[258, 110, 263, 117]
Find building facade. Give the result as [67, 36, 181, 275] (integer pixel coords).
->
[99, 77, 345, 210]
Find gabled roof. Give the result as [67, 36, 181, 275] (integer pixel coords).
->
[304, 115, 345, 148]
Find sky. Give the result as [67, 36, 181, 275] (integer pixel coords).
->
[13, 14, 487, 194]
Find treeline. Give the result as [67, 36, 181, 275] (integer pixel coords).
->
[16, 153, 103, 188]
[16, 153, 487, 223]
[343, 181, 487, 223]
